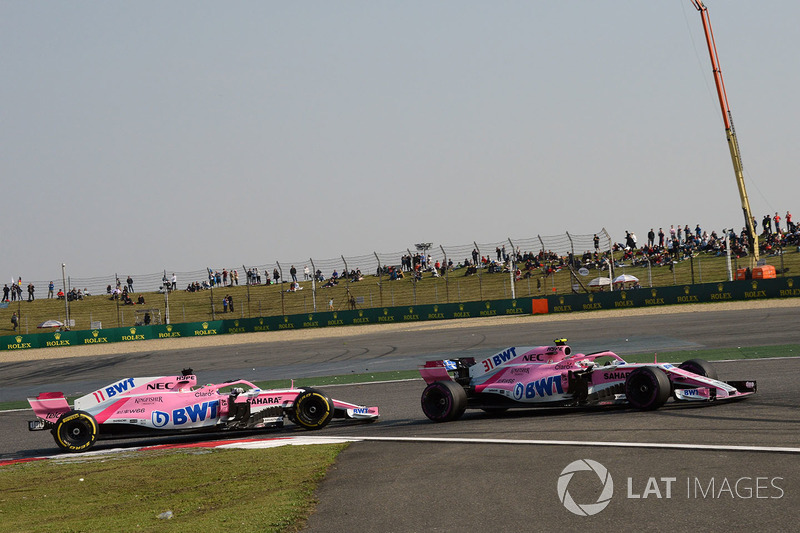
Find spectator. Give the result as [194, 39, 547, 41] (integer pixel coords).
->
[11, 312, 18, 331]
[593, 234, 600, 250]
[227, 294, 234, 312]
[137, 294, 145, 305]
[171, 273, 177, 290]
[27, 283, 34, 302]
[273, 268, 280, 283]
[126, 276, 133, 292]
[48, 281, 54, 299]
[2, 284, 9, 302]
[290, 265, 297, 283]
[774, 212, 782, 233]
[304, 265, 310, 280]
[222, 296, 228, 313]
[328, 297, 334, 310]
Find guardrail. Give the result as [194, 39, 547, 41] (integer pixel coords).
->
[2, 276, 798, 352]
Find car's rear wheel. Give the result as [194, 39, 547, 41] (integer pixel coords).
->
[53, 410, 98, 452]
[678, 358, 718, 380]
[291, 388, 334, 430]
[421, 381, 467, 422]
[625, 367, 670, 410]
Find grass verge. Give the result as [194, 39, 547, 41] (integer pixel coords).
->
[0, 445, 347, 532]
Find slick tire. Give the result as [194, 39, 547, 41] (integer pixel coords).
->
[678, 358, 718, 380]
[625, 367, 671, 411]
[421, 381, 467, 422]
[291, 388, 334, 430]
[53, 410, 98, 453]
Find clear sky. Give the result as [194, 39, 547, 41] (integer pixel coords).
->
[2, 1, 798, 283]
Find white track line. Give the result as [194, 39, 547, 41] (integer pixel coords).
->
[327, 435, 800, 454]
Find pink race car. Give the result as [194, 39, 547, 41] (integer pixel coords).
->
[419, 339, 756, 422]
[28, 369, 379, 452]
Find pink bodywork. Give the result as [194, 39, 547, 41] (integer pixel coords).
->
[420, 344, 755, 405]
[29, 374, 379, 431]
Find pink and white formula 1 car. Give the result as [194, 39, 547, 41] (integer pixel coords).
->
[28, 369, 379, 452]
[419, 339, 756, 422]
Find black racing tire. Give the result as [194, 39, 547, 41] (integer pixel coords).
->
[625, 367, 671, 411]
[678, 358, 718, 380]
[421, 381, 467, 422]
[291, 388, 334, 430]
[53, 410, 98, 453]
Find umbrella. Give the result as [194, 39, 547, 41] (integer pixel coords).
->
[37, 320, 64, 328]
[588, 277, 611, 287]
[613, 274, 639, 284]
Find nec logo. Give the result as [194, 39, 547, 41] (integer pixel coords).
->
[147, 382, 175, 390]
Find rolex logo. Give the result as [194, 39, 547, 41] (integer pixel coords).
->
[92, 330, 99, 338]
[166, 325, 173, 332]
[129, 328, 136, 335]
[202, 322, 209, 329]
[54, 332, 61, 340]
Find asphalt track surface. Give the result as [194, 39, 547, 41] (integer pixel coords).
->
[2, 305, 800, 531]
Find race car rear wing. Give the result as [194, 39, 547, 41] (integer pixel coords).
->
[28, 392, 71, 428]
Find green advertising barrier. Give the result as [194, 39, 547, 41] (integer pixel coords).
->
[546, 276, 800, 313]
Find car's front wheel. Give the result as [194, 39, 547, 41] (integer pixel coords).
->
[678, 358, 718, 380]
[53, 410, 98, 452]
[421, 381, 467, 422]
[625, 367, 670, 410]
[291, 388, 334, 430]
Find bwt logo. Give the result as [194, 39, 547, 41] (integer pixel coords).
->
[557, 459, 613, 516]
[151, 401, 220, 427]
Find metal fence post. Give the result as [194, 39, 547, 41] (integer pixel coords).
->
[508, 238, 516, 299]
